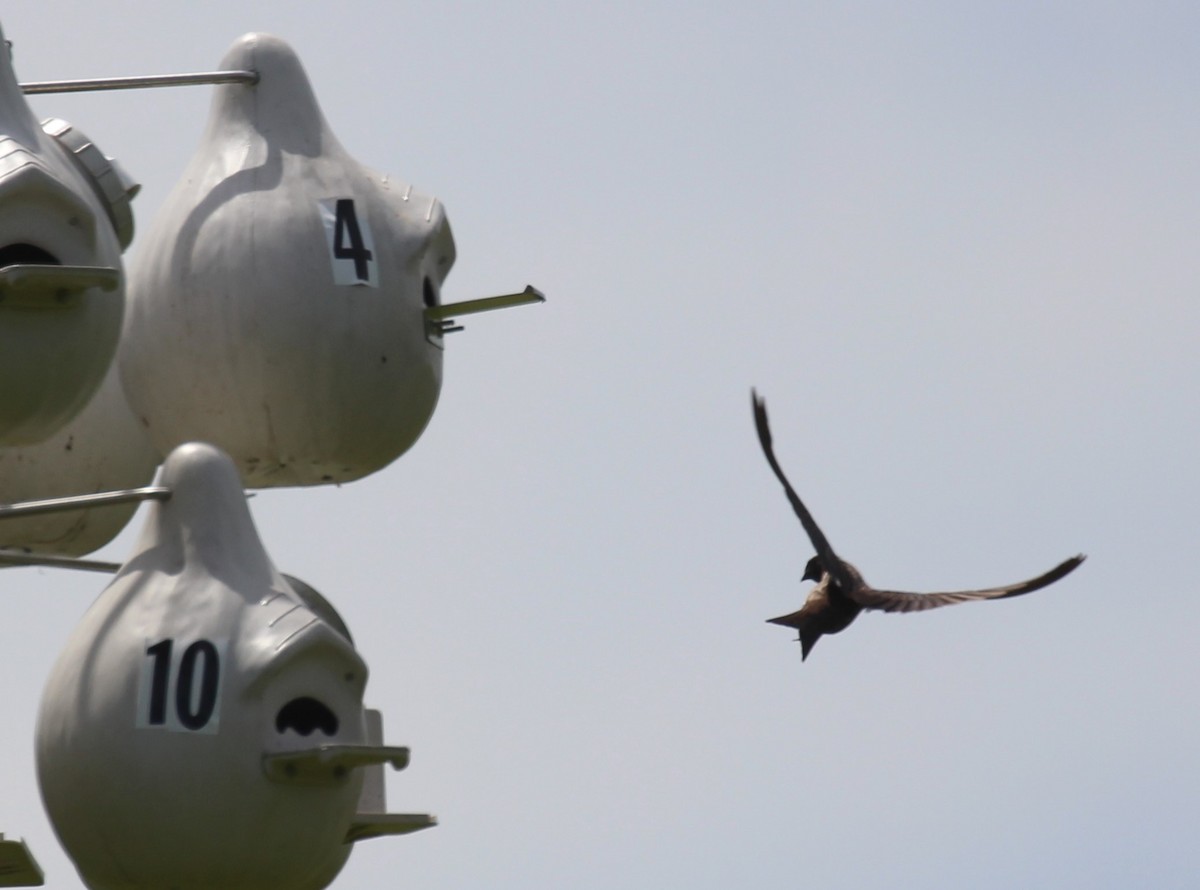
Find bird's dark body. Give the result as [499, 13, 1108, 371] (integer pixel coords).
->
[767, 555, 863, 659]
[768, 587, 860, 661]
[752, 390, 1084, 661]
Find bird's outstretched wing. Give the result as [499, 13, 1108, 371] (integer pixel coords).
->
[851, 554, 1085, 613]
[751, 390, 857, 593]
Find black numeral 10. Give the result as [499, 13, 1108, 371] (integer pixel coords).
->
[144, 638, 222, 731]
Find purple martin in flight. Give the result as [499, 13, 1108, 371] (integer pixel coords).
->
[753, 390, 1084, 661]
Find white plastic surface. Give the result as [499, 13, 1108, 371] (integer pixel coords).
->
[122, 33, 455, 487]
[37, 443, 373, 889]
[0, 25, 125, 445]
[0, 364, 159, 556]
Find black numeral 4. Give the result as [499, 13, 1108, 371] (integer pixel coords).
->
[332, 198, 373, 282]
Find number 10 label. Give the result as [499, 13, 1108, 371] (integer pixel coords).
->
[136, 637, 228, 734]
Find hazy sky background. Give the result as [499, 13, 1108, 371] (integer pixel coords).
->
[1, 2, 1197, 888]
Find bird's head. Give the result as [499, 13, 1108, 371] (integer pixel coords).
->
[801, 555, 826, 583]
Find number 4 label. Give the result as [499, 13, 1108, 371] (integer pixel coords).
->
[319, 198, 379, 287]
[136, 637, 228, 734]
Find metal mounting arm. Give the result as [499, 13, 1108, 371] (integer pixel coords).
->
[425, 284, 545, 344]
[20, 70, 258, 95]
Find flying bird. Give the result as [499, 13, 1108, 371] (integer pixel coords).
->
[752, 390, 1084, 660]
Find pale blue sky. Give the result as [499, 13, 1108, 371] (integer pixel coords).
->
[1, 3, 1197, 888]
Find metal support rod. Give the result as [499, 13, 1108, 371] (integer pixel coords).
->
[0, 486, 170, 519]
[19, 70, 258, 95]
[0, 551, 120, 573]
[425, 285, 546, 321]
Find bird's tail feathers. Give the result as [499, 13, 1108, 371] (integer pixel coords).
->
[766, 609, 805, 629]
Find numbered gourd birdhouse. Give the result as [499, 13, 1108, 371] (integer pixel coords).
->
[121, 32, 455, 487]
[0, 25, 134, 445]
[0, 363, 159, 557]
[36, 442, 432, 890]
